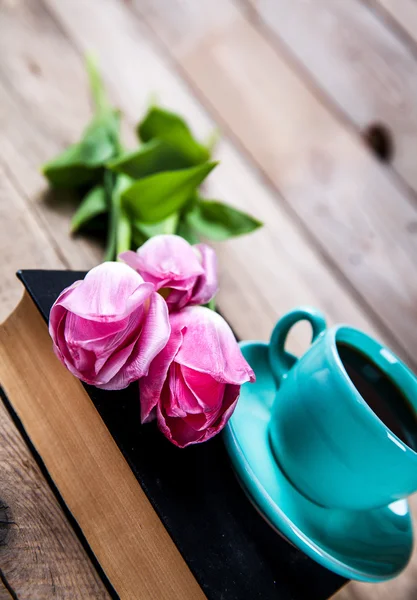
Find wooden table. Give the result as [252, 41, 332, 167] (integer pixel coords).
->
[1, 1, 417, 598]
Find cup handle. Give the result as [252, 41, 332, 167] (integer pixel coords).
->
[269, 307, 327, 385]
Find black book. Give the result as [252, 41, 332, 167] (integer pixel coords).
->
[7, 270, 346, 599]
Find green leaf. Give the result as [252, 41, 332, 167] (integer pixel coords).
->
[186, 199, 262, 241]
[176, 220, 200, 245]
[205, 128, 221, 154]
[107, 139, 192, 179]
[137, 106, 210, 165]
[104, 173, 133, 261]
[85, 53, 110, 116]
[135, 212, 179, 239]
[43, 59, 120, 188]
[122, 162, 217, 224]
[42, 110, 121, 188]
[116, 208, 132, 256]
[71, 185, 107, 233]
[207, 297, 216, 311]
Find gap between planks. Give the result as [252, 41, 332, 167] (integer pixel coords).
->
[241, 0, 417, 200]
[0, 3, 416, 598]
[366, 0, 417, 56]
[0, 577, 13, 600]
[0, 386, 111, 598]
[0, 0, 105, 275]
[0, 12, 109, 592]
[0, 162, 110, 596]
[0, 164, 64, 321]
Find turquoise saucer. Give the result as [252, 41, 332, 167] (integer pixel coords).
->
[224, 342, 413, 582]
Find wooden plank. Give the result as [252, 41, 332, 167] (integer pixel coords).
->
[0, 292, 205, 600]
[370, 0, 417, 47]
[42, 0, 406, 365]
[242, 0, 417, 195]
[0, 0, 105, 271]
[0, 159, 110, 596]
[0, 84, 102, 272]
[122, 0, 417, 364]
[0, 3, 411, 599]
[0, 582, 13, 600]
[0, 30, 111, 589]
[0, 395, 110, 599]
[0, 164, 63, 321]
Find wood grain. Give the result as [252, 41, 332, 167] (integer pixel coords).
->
[0, 0, 104, 272]
[42, 0, 406, 364]
[0, 165, 63, 321]
[0, 4, 116, 591]
[0, 292, 205, 600]
[0, 155, 111, 597]
[370, 0, 417, 47]
[127, 0, 417, 365]
[0, 1, 416, 599]
[0, 395, 110, 599]
[0, 581, 12, 600]
[242, 0, 417, 195]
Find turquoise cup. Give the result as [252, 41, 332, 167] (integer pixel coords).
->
[268, 307, 417, 511]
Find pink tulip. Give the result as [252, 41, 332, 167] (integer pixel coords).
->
[120, 234, 218, 311]
[140, 306, 255, 447]
[49, 262, 170, 390]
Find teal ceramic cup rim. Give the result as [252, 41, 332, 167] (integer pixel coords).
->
[328, 325, 417, 459]
[268, 307, 417, 510]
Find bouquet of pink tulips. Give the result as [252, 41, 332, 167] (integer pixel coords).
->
[49, 235, 255, 447]
[44, 59, 259, 447]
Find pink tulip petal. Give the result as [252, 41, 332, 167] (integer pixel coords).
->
[190, 244, 218, 306]
[49, 281, 81, 345]
[166, 364, 202, 416]
[156, 405, 206, 448]
[119, 251, 168, 290]
[181, 365, 225, 410]
[183, 384, 239, 441]
[138, 310, 183, 423]
[64, 313, 128, 346]
[93, 310, 146, 384]
[136, 235, 204, 281]
[98, 292, 170, 390]
[165, 275, 201, 292]
[60, 295, 147, 384]
[170, 307, 255, 385]
[64, 308, 142, 352]
[181, 412, 208, 431]
[65, 342, 96, 375]
[58, 351, 95, 383]
[118, 250, 142, 272]
[212, 384, 241, 428]
[49, 263, 170, 391]
[165, 287, 193, 311]
[157, 385, 239, 446]
[51, 304, 82, 371]
[121, 236, 219, 311]
[57, 262, 154, 322]
[163, 365, 187, 418]
[144, 307, 252, 446]
[94, 341, 137, 388]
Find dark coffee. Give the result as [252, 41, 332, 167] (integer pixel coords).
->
[337, 342, 417, 450]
